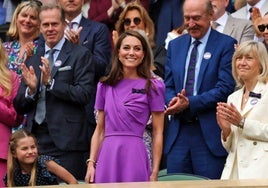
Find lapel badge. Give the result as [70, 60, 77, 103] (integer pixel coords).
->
[203, 52, 211, 59]
[54, 60, 62, 67]
[250, 98, 258, 105]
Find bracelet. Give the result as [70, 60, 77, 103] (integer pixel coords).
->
[86, 159, 97, 166]
[237, 117, 245, 129]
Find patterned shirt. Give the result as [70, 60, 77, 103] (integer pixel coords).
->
[4, 40, 38, 77]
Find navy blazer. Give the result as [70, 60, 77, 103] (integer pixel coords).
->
[164, 29, 236, 156]
[155, 0, 184, 46]
[79, 17, 111, 82]
[14, 40, 95, 151]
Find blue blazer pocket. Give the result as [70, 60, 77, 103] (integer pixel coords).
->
[58, 66, 72, 72]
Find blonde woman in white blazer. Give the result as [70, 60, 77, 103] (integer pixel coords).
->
[216, 40, 268, 179]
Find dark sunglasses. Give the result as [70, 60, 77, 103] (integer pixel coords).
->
[258, 24, 268, 32]
[123, 17, 142, 26]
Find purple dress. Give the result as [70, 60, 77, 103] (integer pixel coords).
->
[94, 78, 165, 183]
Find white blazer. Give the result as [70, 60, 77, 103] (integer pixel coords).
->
[221, 81, 268, 179]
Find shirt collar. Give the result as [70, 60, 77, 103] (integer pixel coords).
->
[215, 11, 228, 27]
[45, 37, 66, 53]
[66, 13, 82, 26]
[191, 27, 211, 46]
[247, 0, 265, 11]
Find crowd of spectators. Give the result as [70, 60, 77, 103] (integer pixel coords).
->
[1, 0, 268, 186]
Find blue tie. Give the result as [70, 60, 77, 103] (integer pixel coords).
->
[185, 40, 201, 96]
[48, 49, 56, 69]
[34, 49, 55, 124]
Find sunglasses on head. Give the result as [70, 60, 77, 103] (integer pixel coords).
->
[258, 24, 268, 32]
[123, 17, 142, 26]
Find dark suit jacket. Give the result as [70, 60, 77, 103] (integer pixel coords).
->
[155, 0, 184, 46]
[164, 29, 236, 157]
[79, 17, 111, 81]
[78, 17, 112, 142]
[14, 40, 95, 151]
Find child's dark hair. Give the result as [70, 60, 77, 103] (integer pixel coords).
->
[7, 130, 38, 187]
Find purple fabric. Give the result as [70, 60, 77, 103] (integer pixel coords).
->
[94, 78, 165, 183]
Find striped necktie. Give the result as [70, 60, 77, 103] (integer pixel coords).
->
[185, 40, 201, 96]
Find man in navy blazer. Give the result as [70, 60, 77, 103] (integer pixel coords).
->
[165, 0, 236, 179]
[57, 0, 112, 146]
[59, 0, 111, 81]
[14, 4, 94, 180]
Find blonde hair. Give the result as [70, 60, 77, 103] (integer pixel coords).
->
[7, 1, 41, 40]
[232, 40, 268, 87]
[7, 130, 38, 187]
[0, 40, 12, 97]
[115, 2, 155, 48]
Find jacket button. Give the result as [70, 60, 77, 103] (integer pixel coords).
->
[253, 141, 257, 145]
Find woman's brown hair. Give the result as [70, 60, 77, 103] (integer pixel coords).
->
[101, 30, 153, 91]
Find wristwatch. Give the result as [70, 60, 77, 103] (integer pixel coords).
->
[238, 117, 245, 129]
[45, 78, 53, 87]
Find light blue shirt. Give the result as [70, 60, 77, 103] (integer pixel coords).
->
[213, 12, 228, 33]
[184, 28, 211, 96]
[65, 13, 82, 31]
[25, 37, 66, 98]
[45, 37, 65, 66]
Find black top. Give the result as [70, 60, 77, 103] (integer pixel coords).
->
[4, 155, 59, 186]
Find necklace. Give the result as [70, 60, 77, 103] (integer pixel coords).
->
[244, 97, 248, 104]
[243, 91, 249, 104]
[241, 92, 249, 110]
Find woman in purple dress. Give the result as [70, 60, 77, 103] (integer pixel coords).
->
[85, 30, 165, 183]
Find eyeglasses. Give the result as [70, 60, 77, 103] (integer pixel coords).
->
[123, 17, 142, 26]
[258, 24, 268, 32]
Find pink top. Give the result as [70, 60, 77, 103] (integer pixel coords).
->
[0, 71, 21, 160]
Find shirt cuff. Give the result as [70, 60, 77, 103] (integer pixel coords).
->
[46, 78, 55, 91]
[25, 87, 36, 99]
